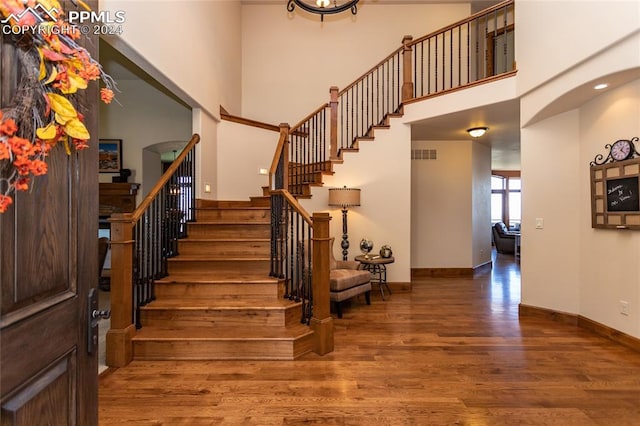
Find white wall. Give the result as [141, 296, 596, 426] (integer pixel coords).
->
[241, 2, 470, 124]
[520, 110, 582, 314]
[515, 0, 640, 97]
[517, 0, 640, 338]
[99, 79, 192, 197]
[579, 80, 640, 336]
[299, 119, 412, 284]
[217, 121, 279, 200]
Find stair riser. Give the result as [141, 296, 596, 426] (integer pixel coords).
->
[195, 209, 270, 222]
[167, 260, 270, 275]
[177, 240, 270, 257]
[133, 335, 313, 361]
[140, 308, 296, 327]
[187, 224, 270, 239]
[154, 282, 278, 299]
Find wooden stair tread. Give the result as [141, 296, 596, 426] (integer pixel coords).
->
[179, 238, 270, 242]
[133, 324, 313, 341]
[196, 206, 269, 210]
[155, 273, 277, 284]
[168, 255, 270, 261]
[141, 298, 298, 310]
[190, 221, 269, 225]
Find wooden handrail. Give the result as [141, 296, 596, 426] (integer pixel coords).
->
[291, 103, 329, 132]
[268, 124, 290, 191]
[220, 110, 281, 133]
[272, 189, 313, 226]
[410, 0, 514, 47]
[131, 134, 200, 222]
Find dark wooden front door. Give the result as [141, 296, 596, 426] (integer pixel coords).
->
[0, 2, 99, 424]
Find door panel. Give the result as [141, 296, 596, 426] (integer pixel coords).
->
[0, 1, 99, 424]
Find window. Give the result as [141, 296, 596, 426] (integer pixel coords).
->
[491, 172, 521, 229]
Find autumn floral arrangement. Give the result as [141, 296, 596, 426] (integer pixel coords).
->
[0, 0, 116, 213]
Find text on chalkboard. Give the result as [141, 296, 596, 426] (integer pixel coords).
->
[606, 176, 640, 212]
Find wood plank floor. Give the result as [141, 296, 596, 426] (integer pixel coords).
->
[99, 253, 640, 425]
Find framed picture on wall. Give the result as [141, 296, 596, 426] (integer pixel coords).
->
[99, 139, 122, 173]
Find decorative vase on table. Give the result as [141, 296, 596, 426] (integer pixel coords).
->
[359, 238, 373, 259]
[379, 245, 392, 258]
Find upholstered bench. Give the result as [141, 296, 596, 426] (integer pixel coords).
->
[329, 239, 371, 318]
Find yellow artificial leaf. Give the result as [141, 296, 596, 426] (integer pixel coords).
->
[63, 138, 71, 156]
[68, 72, 88, 90]
[64, 118, 90, 140]
[38, 49, 46, 81]
[44, 66, 58, 85]
[36, 122, 57, 140]
[47, 93, 77, 121]
[60, 83, 78, 95]
[55, 113, 70, 125]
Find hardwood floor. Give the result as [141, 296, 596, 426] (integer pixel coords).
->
[99, 252, 640, 425]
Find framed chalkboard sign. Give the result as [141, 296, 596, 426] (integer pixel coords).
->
[590, 137, 640, 229]
[606, 177, 639, 212]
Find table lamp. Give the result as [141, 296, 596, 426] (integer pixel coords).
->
[328, 186, 361, 260]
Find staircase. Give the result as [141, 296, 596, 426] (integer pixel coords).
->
[130, 197, 315, 360]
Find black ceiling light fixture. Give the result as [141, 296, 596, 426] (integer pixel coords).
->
[287, 0, 359, 21]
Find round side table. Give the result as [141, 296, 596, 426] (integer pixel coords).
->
[354, 255, 395, 300]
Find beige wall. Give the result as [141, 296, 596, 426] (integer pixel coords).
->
[410, 140, 491, 269]
[411, 140, 473, 268]
[240, 2, 470, 124]
[299, 119, 412, 283]
[100, 1, 243, 198]
[472, 142, 492, 267]
[98, 79, 192, 197]
[217, 121, 278, 200]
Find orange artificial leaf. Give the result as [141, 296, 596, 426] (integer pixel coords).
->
[41, 48, 66, 61]
[36, 122, 57, 140]
[64, 118, 90, 140]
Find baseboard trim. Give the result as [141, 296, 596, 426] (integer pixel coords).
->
[412, 261, 492, 279]
[386, 282, 412, 293]
[519, 304, 640, 353]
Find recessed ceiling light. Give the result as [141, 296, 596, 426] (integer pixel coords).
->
[594, 83, 608, 90]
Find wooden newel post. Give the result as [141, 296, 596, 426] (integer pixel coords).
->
[329, 86, 339, 161]
[310, 212, 334, 355]
[106, 213, 136, 367]
[402, 35, 414, 102]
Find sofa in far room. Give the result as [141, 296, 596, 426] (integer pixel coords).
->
[492, 222, 517, 254]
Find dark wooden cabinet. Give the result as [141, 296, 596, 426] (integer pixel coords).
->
[99, 183, 139, 217]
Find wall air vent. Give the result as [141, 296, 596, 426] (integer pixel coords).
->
[411, 149, 437, 160]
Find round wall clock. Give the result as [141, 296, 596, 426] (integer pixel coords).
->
[611, 139, 633, 161]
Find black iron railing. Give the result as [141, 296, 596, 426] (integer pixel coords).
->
[338, 47, 404, 151]
[410, 0, 515, 98]
[129, 135, 198, 328]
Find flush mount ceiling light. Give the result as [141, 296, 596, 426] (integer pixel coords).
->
[467, 127, 488, 138]
[287, 0, 359, 21]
